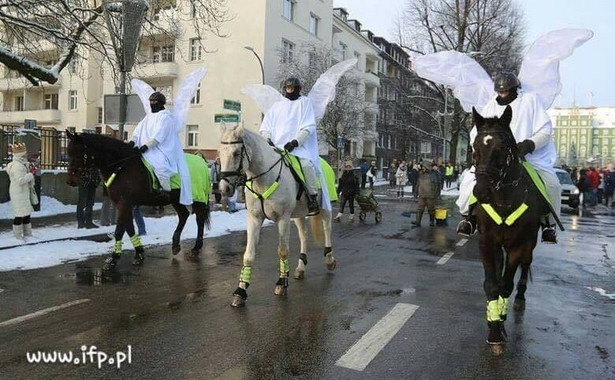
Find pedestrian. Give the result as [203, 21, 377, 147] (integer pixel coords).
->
[133, 206, 147, 235]
[388, 160, 397, 189]
[76, 166, 101, 229]
[409, 163, 419, 198]
[432, 163, 443, 197]
[412, 163, 440, 227]
[360, 160, 369, 189]
[396, 161, 407, 198]
[334, 161, 359, 223]
[445, 162, 454, 189]
[210, 157, 222, 203]
[588, 167, 600, 206]
[366, 161, 377, 190]
[7, 143, 36, 240]
[604, 164, 615, 207]
[577, 169, 591, 208]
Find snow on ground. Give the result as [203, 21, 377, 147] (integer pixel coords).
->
[0, 196, 102, 220]
[0, 209, 265, 272]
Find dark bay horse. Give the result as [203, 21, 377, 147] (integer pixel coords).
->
[66, 132, 210, 270]
[471, 106, 549, 354]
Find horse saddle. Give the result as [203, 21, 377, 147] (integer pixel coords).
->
[281, 152, 338, 202]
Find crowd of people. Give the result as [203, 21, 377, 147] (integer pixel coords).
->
[565, 164, 615, 208]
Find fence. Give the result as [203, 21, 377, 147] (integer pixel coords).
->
[0, 125, 69, 170]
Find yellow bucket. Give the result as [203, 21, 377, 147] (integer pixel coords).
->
[435, 208, 447, 220]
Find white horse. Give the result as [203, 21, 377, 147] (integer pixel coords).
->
[218, 123, 337, 307]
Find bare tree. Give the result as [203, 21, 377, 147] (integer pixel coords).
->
[395, 0, 525, 164]
[276, 43, 367, 155]
[0, 0, 230, 86]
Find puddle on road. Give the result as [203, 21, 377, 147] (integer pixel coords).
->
[72, 265, 134, 286]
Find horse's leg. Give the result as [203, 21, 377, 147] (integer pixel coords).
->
[171, 202, 190, 255]
[322, 210, 337, 270]
[231, 213, 264, 307]
[274, 216, 292, 296]
[293, 217, 309, 279]
[514, 247, 534, 311]
[498, 247, 526, 323]
[103, 203, 128, 271]
[480, 238, 506, 351]
[190, 202, 206, 258]
[121, 207, 145, 266]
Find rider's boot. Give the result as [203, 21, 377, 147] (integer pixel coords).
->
[411, 211, 423, 228]
[541, 216, 557, 244]
[307, 194, 320, 215]
[334, 212, 342, 223]
[456, 204, 477, 236]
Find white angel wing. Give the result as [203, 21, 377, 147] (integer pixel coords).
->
[241, 84, 285, 115]
[308, 58, 358, 122]
[172, 67, 208, 132]
[519, 28, 593, 110]
[131, 79, 155, 115]
[412, 51, 493, 112]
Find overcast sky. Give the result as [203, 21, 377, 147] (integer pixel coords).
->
[333, 0, 614, 108]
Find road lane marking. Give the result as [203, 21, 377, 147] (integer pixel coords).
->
[335, 303, 419, 371]
[0, 288, 4, 294]
[456, 238, 468, 247]
[0, 299, 91, 328]
[437, 252, 455, 265]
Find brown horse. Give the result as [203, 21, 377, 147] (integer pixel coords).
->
[66, 132, 210, 270]
[471, 106, 549, 354]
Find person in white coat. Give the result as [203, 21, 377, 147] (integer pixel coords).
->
[457, 72, 561, 243]
[130, 92, 192, 205]
[7, 143, 35, 240]
[260, 77, 321, 214]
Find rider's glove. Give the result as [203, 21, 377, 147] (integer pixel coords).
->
[284, 139, 299, 152]
[138, 145, 149, 154]
[517, 139, 535, 157]
[128, 141, 136, 148]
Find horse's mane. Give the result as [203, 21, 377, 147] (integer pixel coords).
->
[79, 133, 136, 159]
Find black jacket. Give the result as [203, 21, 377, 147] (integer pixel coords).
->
[338, 170, 359, 197]
[81, 167, 101, 188]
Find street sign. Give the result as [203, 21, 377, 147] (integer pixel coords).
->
[223, 99, 241, 112]
[104, 94, 146, 124]
[337, 136, 344, 150]
[214, 114, 241, 123]
[24, 119, 37, 129]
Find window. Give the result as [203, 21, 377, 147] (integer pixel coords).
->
[44, 94, 59, 110]
[283, 0, 294, 20]
[189, 38, 202, 61]
[281, 39, 294, 63]
[15, 96, 24, 111]
[354, 51, 360, 67]
[308, 51, 317, 68]
[191, 83, 201, 104]
[187, 125, 199, 147]
[309, 14, 319, 35]
[69, 59, 78, 74]
[153, 44, 175, 63]
[69, 90, 78, 110]
[154, 85, 173, 101]
[339, 42, 347, 60]
[97, 107, 103, 123]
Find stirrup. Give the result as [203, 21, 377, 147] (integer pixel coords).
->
[541, 226, 557, 244]
[456, 219, 475, 237]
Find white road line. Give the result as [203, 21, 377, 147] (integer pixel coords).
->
[0, 288, 4, 294]
[335, 303, 419, 371]
[456, 238, 468, 247]
[0, 299, 90, 328]
[437, 252, 455, 265]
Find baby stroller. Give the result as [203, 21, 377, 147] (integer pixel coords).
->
[356, 189, 382, 223]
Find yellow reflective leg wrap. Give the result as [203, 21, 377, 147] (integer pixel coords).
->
[240, 266, 252, 285]
[486, 299, 501, 322]
[280, 258, 289, 277]
[130, 235, 143, 248]
[498, 296, 509, 318]
[114, 240, 123, 255]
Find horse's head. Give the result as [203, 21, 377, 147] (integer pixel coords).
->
[218, 123, 248, 197]
[472, 106, 518, 202]
[66, 131, 89, 187]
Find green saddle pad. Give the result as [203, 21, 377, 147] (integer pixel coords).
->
[283, 153, 338, 202]
[141, 154, 210, 203]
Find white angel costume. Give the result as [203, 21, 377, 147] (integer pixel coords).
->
[242, 58, 358, 211]
[131, 68, 208, 206]
[412, 28, 593, 218]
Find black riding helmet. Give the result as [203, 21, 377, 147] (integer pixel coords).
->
[149, 91, 166, 113]
[283, 77, 302, 100]
[493, 72, 520, 92]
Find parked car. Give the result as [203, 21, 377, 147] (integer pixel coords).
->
[555, 168, 580, 208]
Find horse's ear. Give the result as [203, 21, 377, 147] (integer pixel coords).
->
[500, 105, 513, 127]
[66, 130, 74, 139]
[472, 107, 484, 128]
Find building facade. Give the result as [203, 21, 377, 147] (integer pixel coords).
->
[550, 106, 615, 167]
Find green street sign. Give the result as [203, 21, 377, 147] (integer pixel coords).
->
[224, 99, 241, 112]
[214, 114, 240, 123]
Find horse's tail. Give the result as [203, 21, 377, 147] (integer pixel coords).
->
[203, 201, 212, 230]
[309, 213, 325, 247]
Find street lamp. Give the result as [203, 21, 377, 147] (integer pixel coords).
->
[244, 46, 265, 85]
[103, 0, 149, 139]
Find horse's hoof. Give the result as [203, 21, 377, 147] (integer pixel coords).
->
[513, 298, 526, 311]
[274, 285, 288, 296]
[231, 295, 246, 307]
[489, 343, 505, 356]
[294, 269, 305, 279]
[327, 259, 337, 271]
[172, 245, 181, 255]
[188, 248, 200, 258]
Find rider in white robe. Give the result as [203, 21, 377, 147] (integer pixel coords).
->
[259, 78, 322, 214]
[457, 72, 561, 243]
[130, 92, 193, 206]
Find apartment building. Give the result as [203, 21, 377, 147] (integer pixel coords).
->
[331, 8, 380, 161]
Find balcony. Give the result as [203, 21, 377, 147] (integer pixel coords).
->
[0, 109, 62, 125]
[364, 70, 380, 88]
[133, 62, 178, 80]
[0, 76, 62, 92]
[364, 101, 379, 115]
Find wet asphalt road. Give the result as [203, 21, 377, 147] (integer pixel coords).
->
[0, 192, 613, 379]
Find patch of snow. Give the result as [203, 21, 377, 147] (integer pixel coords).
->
[0, 196, 101, 220]
[0, 209, 269, 272]
[586, 287, 615, 300]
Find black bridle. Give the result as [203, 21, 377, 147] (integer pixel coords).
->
[474, 130, 522, 191]
[219, 140, 250, 178]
